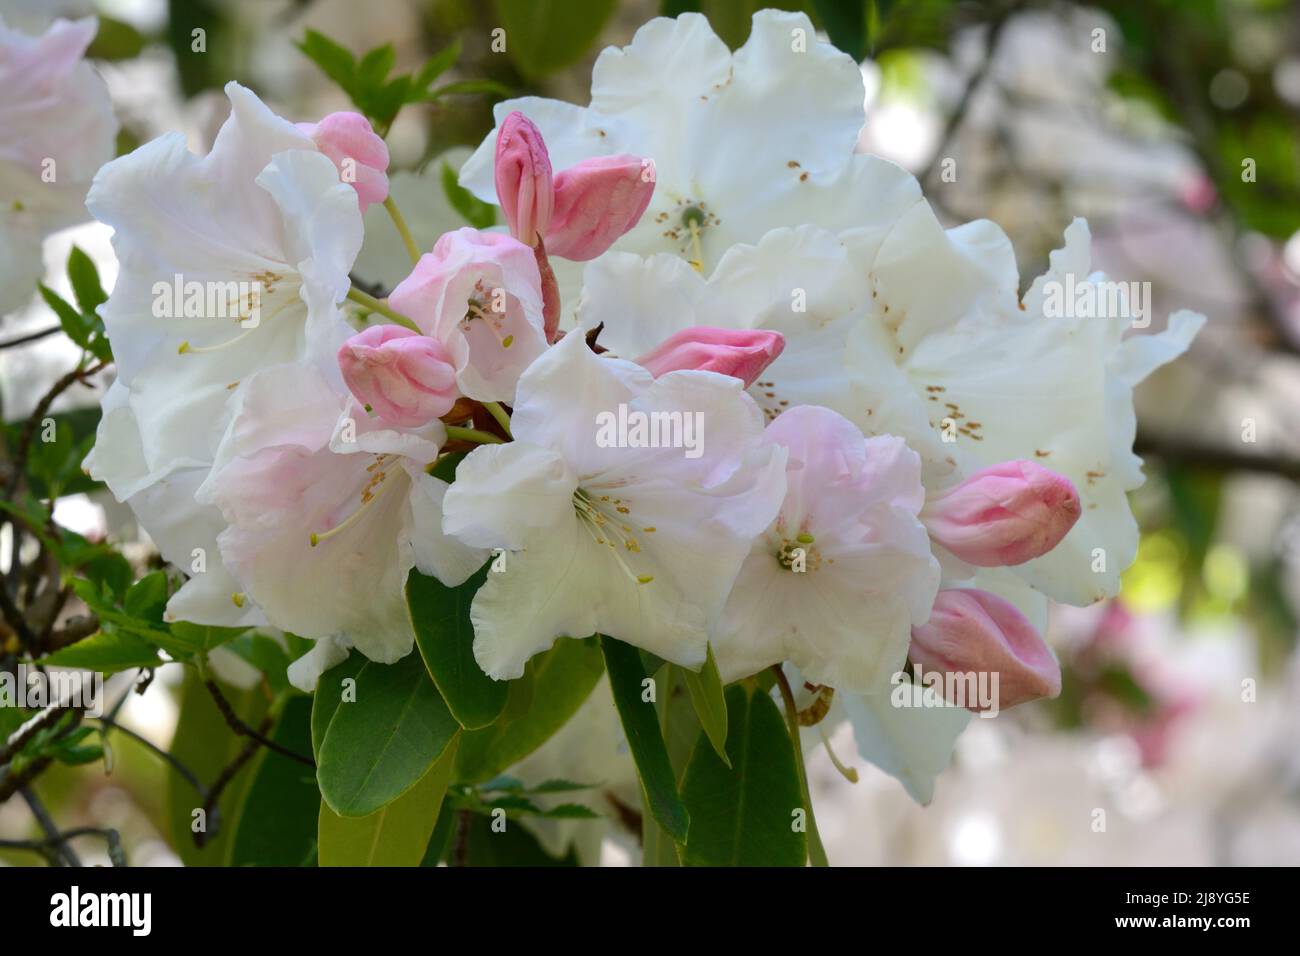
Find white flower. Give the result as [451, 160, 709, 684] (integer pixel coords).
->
[714, 405, 939, 692]
[194, 361, 483, 687]
[441, 329, 788, 680]
[87, 84, 362, 482]
[85, 83, 365, 628]
[459, 10, 921, 305]
[845, 216, 1205, 604]
[0, 15, 117, 316]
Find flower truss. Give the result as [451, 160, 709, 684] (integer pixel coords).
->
[75, 11, 1203, 865]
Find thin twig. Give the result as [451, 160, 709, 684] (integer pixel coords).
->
[193, 729, 268, 849]
[203, 679, 315, 768]
[21, 786, 80, 866]
[0, 325, 61, 351]
[919, 2, 1018, 187]
[0, 826, 124, 866]
[1135, 431, 1300, 483]
[93, 715, 209, 800]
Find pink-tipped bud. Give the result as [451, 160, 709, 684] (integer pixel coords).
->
[546, 155, 656, 260]
[338, 325, 458, 428]
[921, 460, 1081, 567]
[909, 588, 1062, 712]
[300, 112, 390, 211]
[494, 111, 553, 245]
[634, 327, 785, 388]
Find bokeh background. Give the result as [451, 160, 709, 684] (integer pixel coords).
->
[2, 0, 1299, 866]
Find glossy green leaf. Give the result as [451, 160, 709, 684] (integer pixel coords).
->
[454, 636, 603, 783]
[316, 654, 460, 816]
[406, 563, 506, 729]
[680, 646, 730, 768]
[41, 629, 162, 674]
[168, 622, 248, 655]
[310, 651, 367, 761]
[319, 735, 460, 866]
[680, 683, 807, 866]
[122, 571, 168, 624]
[66, 245, 108, 315]
[600, 635, 689, 843]
[228, 697, 321, 866]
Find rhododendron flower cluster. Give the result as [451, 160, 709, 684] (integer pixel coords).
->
[77, 10, 1204, 863]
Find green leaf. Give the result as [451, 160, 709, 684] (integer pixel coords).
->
[66, 245, 108, 315]
[319, 735, 459, 866]
[454, 636, 603, 782]
[680, 683, 807, 866]
[123, 571, 169, 625]
[316, 654, 460, 816]
[644, 666, 699, 866]
[600, 635, 689, 843]
[169, 622, 248, 655]
[297, 30, 356, 94]
[680, 645, 730, 768]
[228, 697, 321, 866]
[311, 651, 367, 761]
[356, 44, 397, 90]
[41, 629, 162, 674]
[222, 632, 292, 693]
[413, 39, 462, 91]
[38, 283, 91, 350]
[441, 161, 497, 229]
[493, 0, 617, 78]
[406, 563, 506, 729]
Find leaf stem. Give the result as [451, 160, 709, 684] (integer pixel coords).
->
[383, 195, 423, 266]
[445, 425, 504, 445]
[770, 665, 829, 867]
[482, 401, 512, 437]
[345, 287, 421, 333]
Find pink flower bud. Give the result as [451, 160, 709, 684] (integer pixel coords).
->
[921, 460, 1081, 567]
[338, 325, 458, 428]
[494, 111, 553, 245]
[634, 327, 785, 388]
[546, 155, 656, 261]
[300, 112, 390, 211]
[909, 588, 1061, 712]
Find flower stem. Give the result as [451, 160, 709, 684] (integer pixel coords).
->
[383, 195, 422, 265]
[345, 287, 421, 333]
[445, 425, 504, 445]
[770, 664, 830, 867]
[482, 401, 512, 437]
